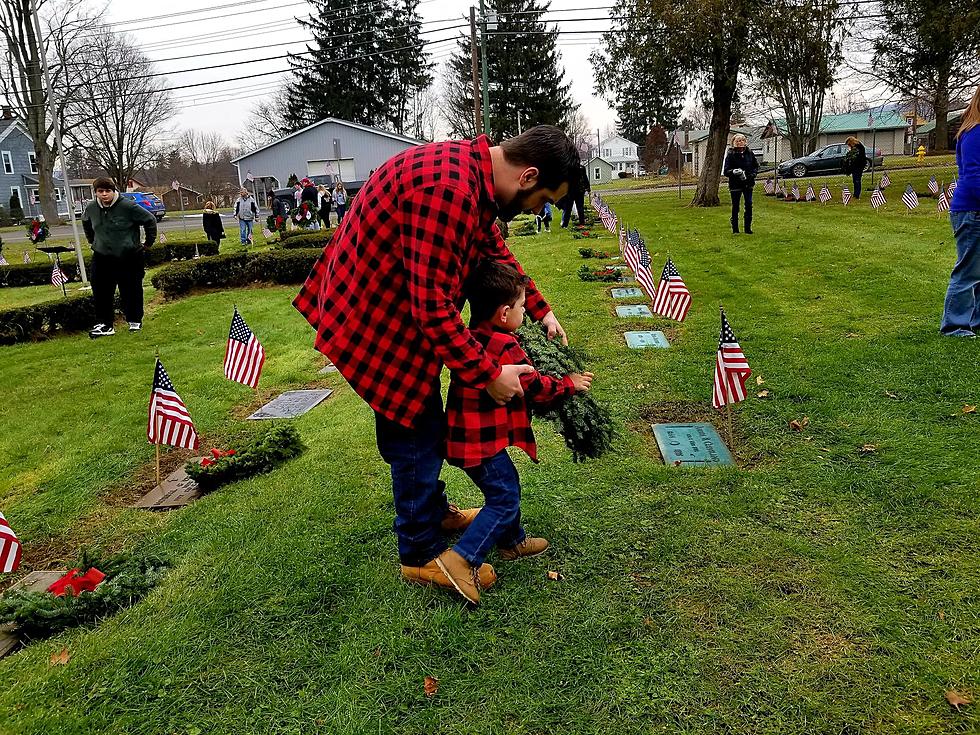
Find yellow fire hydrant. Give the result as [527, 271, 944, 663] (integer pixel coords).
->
[916, 144, 926, 164]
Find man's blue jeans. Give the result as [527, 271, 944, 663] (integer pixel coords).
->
[453, 450, 526, 567]
[239, 219, 254, 244]
[941, 211, 980, 336]
[374, 394, 450, 566]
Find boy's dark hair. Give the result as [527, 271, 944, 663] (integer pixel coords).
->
[500, 125, 581, 193]
[465, 259, 529, 326]
[92, 176, 117, 192]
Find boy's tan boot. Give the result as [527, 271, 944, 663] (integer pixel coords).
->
[499, 537, 550, 561]
[434, 549, 483, 605]
[441, 504, 481, 532]
[401, 559, 497, 590]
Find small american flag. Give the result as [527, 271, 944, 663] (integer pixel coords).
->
[948, 179, 957, 198]
[805, 184, 815, 201]
[900, 184, 918, 210]
[937, 186, 950, 213]
[0, 511, 22, 574]
[791, 183, 800, 200]
[0, 254, 7, 266]
[712, 308, 751, 409]
[193, 244, 200, 260]
[159, 233, 167, 244]
[880, 172, 891, 188]
[652, 257, 691, 322]
[867, 110, 875, 128]
[927, 175, 939, 194]
[819, 185, 832, 203]
[764, 178, 775, 195]
[224, 308, 266, 388]
[591, 192, 601, 213]
[51, 263, 68, 287]
[22, 250, 30, 263]
[871, 188, 886, 210]
[618, 226, 627, 259]
[625, 228, 657, 300]
[842, 187, 852, 206]
[777, 181, 785, 197]
[148, 358, 199, 450]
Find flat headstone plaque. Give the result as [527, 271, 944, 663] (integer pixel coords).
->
[652, 423, 734, 466]
[1, 571, 69, 658]
[611, 264, 631, 271]
[611, 287, 644, 299]
[624, 331, 669, 349]
[318, 362, 338, 374]
[247, 389, 333, 420]
[616, 304, 653, 318]
[134, 463, 203, 510]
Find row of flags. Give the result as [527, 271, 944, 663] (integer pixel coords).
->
[149, 307, 267, 451]
[765, 177, 957, 213]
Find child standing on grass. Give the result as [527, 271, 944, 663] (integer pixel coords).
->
[435, 260, 593, 605]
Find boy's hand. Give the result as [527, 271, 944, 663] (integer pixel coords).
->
[569, 372, 593, 393]
[486, 364, 534, 405]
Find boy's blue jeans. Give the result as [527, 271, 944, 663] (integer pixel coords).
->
[239, 219, 254, 244]
[454, 450, 526, 567]
[941, 211, 980, 336]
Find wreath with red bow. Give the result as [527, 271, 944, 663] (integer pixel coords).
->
[26, 217, 49, 244]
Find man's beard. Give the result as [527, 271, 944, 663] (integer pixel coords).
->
[497, 188, 538, 221]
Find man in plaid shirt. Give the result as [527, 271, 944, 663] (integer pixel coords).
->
[294, 126, 580, 596]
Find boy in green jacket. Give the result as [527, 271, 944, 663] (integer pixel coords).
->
[82, 177, 157, 338]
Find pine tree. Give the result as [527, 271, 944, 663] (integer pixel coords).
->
[448, 0, 576, 141]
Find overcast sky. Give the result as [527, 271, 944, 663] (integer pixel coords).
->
[102, 0, 621, 150]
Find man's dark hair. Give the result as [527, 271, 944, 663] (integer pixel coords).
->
[500, 125, 581, 193]
[92, 176, 117, 192]
[465, 259, 530, 326]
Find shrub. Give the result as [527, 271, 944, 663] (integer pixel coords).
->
[279, 231, 334, 249]
[280, 226, 334, 242]
[512, 219, 537, 237]
[0, 294, 99, 345]
[151, 248, 321, 298]
[186, 424, 305, 491]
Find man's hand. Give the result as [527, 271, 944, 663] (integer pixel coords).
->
[541, 311, 568, 345]
[486, 364, 534, 405]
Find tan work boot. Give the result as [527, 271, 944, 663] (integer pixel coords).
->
[441, 504, 481, 532]
[499, 537, 550, 561]
[434, 549, 483, 605]
[401, 558, 497, 590]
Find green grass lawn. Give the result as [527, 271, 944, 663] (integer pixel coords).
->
[0, 191, 978, 734]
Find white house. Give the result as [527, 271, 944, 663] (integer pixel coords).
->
[592, 135, 640, 177]
[586, 156, 615, 184]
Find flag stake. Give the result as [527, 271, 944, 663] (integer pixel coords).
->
[155, 413, 161, 488]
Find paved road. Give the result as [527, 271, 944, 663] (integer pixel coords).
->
[2, 212, 260, 244]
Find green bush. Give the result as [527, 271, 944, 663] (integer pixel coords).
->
[280, 227, 335, 242]
[151, 248, 321, 299]
[278, 231, 334, 249]
[186, 424, 306, 491]
[0, 294, 100, 345]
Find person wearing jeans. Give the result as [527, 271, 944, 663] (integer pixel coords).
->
[941, 85, 980, 337]
[723, 133, 759, 234]
[234, 188, 257, 245]
[844, 136, 868, 199]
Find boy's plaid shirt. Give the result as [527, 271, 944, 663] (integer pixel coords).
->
[293, 136, 551, 428]
[445, 325, 574, 468]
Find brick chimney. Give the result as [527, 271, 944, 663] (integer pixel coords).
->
[1, 106, 13, 120]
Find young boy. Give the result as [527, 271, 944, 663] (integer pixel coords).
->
[436, 260, 593, 605]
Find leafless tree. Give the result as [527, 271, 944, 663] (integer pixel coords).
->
[0, 0, 100, 221]
[408, 83, 439, 141]
[68, 31, 175, 188]
[563, 108, 593, 157]
[237, 88, 292, 152]
[439, 61, 477, 139]
[178, 129, 237, 198]
[826, 88, 868, 114]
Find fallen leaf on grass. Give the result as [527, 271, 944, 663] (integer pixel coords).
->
[845, 332, 860, 338]
[938, 610, 946, 621]
[50, 648, 70, 666]
[963, 405, 977, 414]
[757, 390, 770, 398]
[945, 690, 971, 711]
[885, 390, 899, 399]
[756, 375, 765, 385]
[789, 417, 810, 432]
[819, 447, 831, 452]
[547, 571, 564, 581]
[423, 676, 439, 698]
[859, 444, 877, 455]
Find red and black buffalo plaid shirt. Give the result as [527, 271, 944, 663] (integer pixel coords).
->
[293, 136, 551, 428]
[445, 324, 574, 468]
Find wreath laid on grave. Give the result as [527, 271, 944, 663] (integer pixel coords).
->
[26, 218, 49, 244]
[572, 230, 599, 240]
[578, 247, 610, 258]
[516, 323, 616, 462]
[512, 219, 537, 237]
[289, 201, 319, 230]
[578, 264, 621, 282]
[0, 550, 169, 640]
[266, 213, 287, 235]
[185, 424, 305, 491]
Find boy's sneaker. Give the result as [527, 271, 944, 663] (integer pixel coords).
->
[499, 537, 550, 561]
[128, 322, 142, 332]
[441, 504, 481, 532]
[401, 558, 496, 591]
[89, 324, 115, 339]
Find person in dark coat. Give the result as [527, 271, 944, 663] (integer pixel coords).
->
[722, 133, 760, 234]
[301, 178, 319, 205]
[844, 136, 868, 198]
[561, 164, 591, 228]
[202, 200, 224, 244]
[318, 184, 332, 228]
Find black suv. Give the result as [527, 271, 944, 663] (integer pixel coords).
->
[777, 143, 884, 178]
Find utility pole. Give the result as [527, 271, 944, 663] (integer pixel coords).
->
[518, 110, 522, 134]
[469, 7, 482, 134]
[30, 0, 87, 284]
[478, 0, 492, 137]
[596, 128, 601, 157]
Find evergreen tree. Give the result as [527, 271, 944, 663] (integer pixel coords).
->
[448, 0, 576, 141]
[286, 0, 431, 134]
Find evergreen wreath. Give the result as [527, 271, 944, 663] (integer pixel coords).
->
[516, 323, 616, 462]
[0, 550, 169, 640]
[266, 213, 287, 235]
[578, 247, 610, 258]
[578, 264, 621, 282]
[185, 424, 305, 491]
[289, 201, 319, 230]
[572, 230, 599, 240]
[26, 218, 49, 244]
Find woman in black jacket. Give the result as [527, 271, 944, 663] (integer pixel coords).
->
[722, 133, 760, 234]
[202, 200, 224, 244]
[844, 136, 868, 198]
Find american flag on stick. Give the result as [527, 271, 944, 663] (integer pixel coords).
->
[871, 188, 886, 210]
[805, 183, 815, 202]
[148, 358, 199, 450]
[224, 308, 266, 389]
[842, 186, 852, 206]
[652, 257, 691, 321]
[937, 186, 950, 213]
[0, 253, 7, 266]
[625, 228, 657, 300]
[712, 307, 751, 410]
[880, 171, 891, 188]
[51, 263, 68, 287]
[764, 178, 775, 195]
[159, 233, 167, 244]
[791, 183, 800, 201]
[927, 175, 939, 195]
[0, 511, 22, 574]
[23, 250, 30, 263]
[819, 185, 832, 203]
[900, 184, 918, 210]
[948, 179, 957, 198]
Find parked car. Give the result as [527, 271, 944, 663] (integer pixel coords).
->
[121, 191, 167, 221]
[777, 143, 884, 178]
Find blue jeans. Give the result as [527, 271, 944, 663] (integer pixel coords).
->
[852, 170, 863, 199]
[336, 204, 346, 222]
[239, 219, 254, 244]
[453, 450, 526, 567]
[374, 393, 450, 566]
[941, 210, 980, 336]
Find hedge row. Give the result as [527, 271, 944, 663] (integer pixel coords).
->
[151, 248, 321, 299]
[0, 294, 99, 345]
[279, 227, 335, 242]
[0, 241, 219, 288]
[278, 231, 334, 249]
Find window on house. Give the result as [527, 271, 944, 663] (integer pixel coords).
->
[29, 188, 39, 204]
[10, 186, 21, 208]
[28, 152, 38, 174]
[1, 151, 11, 175]
[55, 188, 62, 202]
[603, 148, 611, 157]
[594, 167, 601, 180]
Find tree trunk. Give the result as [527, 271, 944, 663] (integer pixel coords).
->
[932, 67, 951, 153]
[692, 64, 736, 207]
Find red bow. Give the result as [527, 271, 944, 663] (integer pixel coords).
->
[47, 568, 106, 597]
